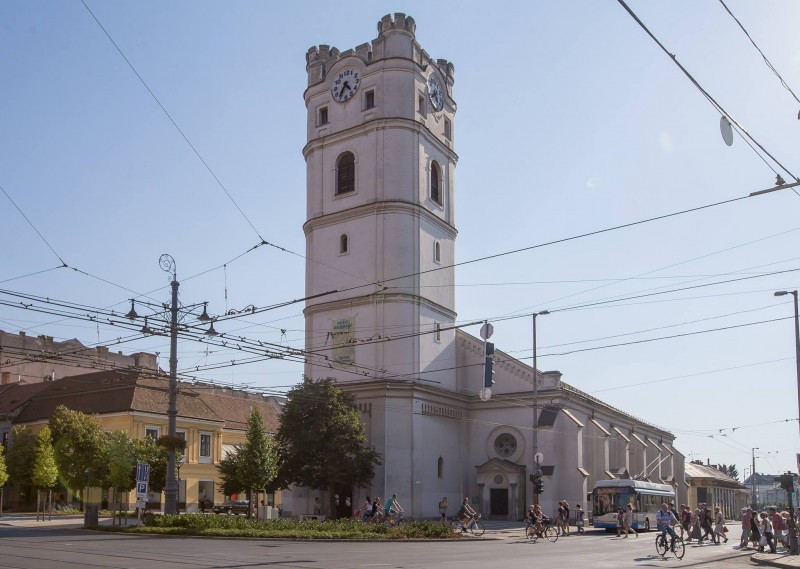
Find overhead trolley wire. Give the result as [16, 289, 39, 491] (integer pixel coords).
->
[617, 0, 799, 186]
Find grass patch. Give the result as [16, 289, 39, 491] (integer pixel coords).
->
[92, 514, 456, 540]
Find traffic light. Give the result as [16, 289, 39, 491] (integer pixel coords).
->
[533, 475, 544, 495]
[484, 342, 495, 389]
[775, 473, 796, 492]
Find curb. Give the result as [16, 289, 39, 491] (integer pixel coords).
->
[750, 553, 799, 568]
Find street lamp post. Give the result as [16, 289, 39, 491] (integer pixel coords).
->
[161, 254, 180, 516]
[774, 290, 800, 439]
[774, 290, 800, 554]
[532, 310, 549, 506]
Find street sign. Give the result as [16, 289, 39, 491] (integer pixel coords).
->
[479, 322, 494, 340]
[136, 481, 149, 499]
[136, 463, 150, 483]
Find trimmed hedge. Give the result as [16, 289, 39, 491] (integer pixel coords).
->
[94, 514, 455, 540]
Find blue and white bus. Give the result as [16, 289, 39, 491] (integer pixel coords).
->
[591, 479, 675, 531]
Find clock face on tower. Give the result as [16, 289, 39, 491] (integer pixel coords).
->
[428, 74, 444, 112]
[331, 67, 360, 102]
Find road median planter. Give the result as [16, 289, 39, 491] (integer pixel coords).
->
[91, 514, 457, 540]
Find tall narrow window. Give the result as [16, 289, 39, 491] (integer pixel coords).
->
[444, 117, 452, 139]
[418, 95, 425, 115]
[340, 234, 349, 254]
[430, 161, 441, 204]
[438, 457, 444, 479]
[319, 106, 328, 126]
[434, 322, 441, 342]
[434, 241, 441, 263]
[336, 152, 355, 195]
[364, 90, 375, 109]
[200, 432, 212, 463]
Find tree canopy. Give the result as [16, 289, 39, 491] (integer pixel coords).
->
[49, 405, 109, 492]
[0, 445, 9, 488]
[6, 425, 37, 488]
[107, 431, 138, 493]
[275, 378, 381, 518]
[216, 407, 278, 515]
[32, 426, 58, 489]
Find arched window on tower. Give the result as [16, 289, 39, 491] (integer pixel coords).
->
[339, 234, 349, 255]
[438, 456, 444, 479]
[336, 152, 355, 195]
[434, 241, 441, 264]
[430, 161, 441, 204]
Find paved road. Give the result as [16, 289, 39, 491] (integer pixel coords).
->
[0, 524, 759, 568]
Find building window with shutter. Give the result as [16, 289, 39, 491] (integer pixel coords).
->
[336, 152, 355, 195]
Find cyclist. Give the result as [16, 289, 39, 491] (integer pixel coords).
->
[656, 503, 679, 550]
[457, 497, 477, 532]
[384, 494, 404, 525]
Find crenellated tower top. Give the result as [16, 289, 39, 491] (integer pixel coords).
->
[305, 13, 455, 88]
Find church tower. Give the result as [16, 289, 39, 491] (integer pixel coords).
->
[303, 14, 462, 514]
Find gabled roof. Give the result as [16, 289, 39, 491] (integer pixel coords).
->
[685, 462, 745, 487]
[4, 370, 281, 431]
[0, 382, 50, 416]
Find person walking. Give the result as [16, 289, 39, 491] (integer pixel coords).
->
[555, 501, 564, 535]
[691, 508, 703, 541]
[622, 503, 634, 537]
[700, 505, 714, 543]
[681, 505, 692, 541]
[713, 506, 727, 544]
[562, 501, 571, 536]
[616, 506, 624, 537]
[439, 497, 448, 526]
[759, 512, 775, 553]
[740, 508, 751, 548]
[575, 503, 585, 535]
[749, 509, 761, 549]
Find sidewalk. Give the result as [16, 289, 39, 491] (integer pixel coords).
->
[751, 552, 800, 569]
[0, 512, 140, 529]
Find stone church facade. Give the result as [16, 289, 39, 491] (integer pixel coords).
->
[297, 13, 686, 520]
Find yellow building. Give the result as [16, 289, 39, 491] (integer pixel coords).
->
[0, 370, 281, 512]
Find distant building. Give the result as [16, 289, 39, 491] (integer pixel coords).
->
[0, 329, 157, 385]
[744, 473, 788, 510]
[0, 369, 282, 512]
[685, 461, 747, 515]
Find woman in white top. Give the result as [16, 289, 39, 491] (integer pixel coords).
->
[759, 512, 775, 553]
[713, 506, 728, 544]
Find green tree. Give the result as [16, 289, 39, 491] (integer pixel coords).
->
[107, 431, 138, 514]
[217, 408, 278, 517]
[726, 464, 739, 480]
[0, 445, 8, 488]
[6, 425, 37, 488]
[49, 405, 109, 496]
[32, 426, 59, 518]
[32, 426, 59, 489]
[275, 378, 381, 519]
[132, 436, 184, 495]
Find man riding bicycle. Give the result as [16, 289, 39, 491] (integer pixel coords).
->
[656, 503, 679, 548]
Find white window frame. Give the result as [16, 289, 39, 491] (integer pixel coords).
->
[199, 431, 213, 464]
[145, 426, 160, 440]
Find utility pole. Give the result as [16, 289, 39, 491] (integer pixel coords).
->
[162, 254, 179, 516]
[531, 311, 549, 506]
[751, 447, 759, 511]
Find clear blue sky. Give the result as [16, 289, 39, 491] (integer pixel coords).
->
[2, 0, 800, 481]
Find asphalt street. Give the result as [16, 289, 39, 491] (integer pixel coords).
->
[0, 525, 759, 569]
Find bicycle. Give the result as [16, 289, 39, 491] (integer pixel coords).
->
[450, 513, 485, 536]
[525, 519, 559, 543]
[655, 532, 685, 560]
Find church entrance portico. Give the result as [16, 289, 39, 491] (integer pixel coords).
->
[477, 458, 526, 521]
